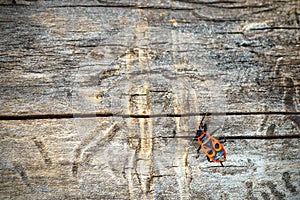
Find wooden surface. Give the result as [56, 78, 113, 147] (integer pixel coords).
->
[0, 0, 299, 199]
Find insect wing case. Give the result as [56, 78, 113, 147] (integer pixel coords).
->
[200, 134, 226, 162]
[210, 137, 226, 162]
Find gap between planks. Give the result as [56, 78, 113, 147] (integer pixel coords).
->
[0, 111, 299, 120]
[1, 112, 299, 140]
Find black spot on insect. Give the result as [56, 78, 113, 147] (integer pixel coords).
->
[207, 150, 213, 155]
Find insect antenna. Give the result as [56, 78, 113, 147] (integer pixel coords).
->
[199, 113, 207, 131]
[199, 112, 208, 131]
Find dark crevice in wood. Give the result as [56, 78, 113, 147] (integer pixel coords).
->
[223, 135, 300, 140]
[192, 11, 243, 22]
[125, 135, 300, 140]
[49, 5, 194, 11]
[247, 27, 300, 31]
[207, 3, 273, 10]
[0, 111, 300, 120]
[162, 134, 300, 140]
[174, 0, 270, 9]
[216, 31, 243, 34]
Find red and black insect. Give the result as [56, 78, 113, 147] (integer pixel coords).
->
[195, 114, 226, 167]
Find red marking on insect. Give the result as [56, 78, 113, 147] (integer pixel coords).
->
[196, 114, 226, 167]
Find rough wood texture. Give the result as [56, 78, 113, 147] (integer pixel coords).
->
[0, 0, 299, 199]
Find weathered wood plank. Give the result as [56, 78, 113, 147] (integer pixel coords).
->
[0, 0, 299, 114]
[0, 0, 300, 199]
[0, 118, 299, 199]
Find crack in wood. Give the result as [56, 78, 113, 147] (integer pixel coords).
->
[129, 135, 300, 141]
[1, 111, 300, 120]
[48, 4, 194, 11]
[247, 26, 300, 31]
[173, 135, 300, 140]
[72, 122, 119, 177]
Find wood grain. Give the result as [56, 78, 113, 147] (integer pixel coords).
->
[1, 0, 299, 115]
[0, 0, 299, 199]
[0, 119, 299, 199]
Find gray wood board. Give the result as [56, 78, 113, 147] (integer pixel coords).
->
[0, 0, 299, 114]
[0, 0, 300, 199]
[0, 118, 299, 199]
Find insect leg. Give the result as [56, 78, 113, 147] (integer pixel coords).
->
[219, 136, 226, 144]
[195, 145, 201, 159]
[194, 133, 199, 141]
[200, 113, 207, 125]
[206, 156, 213, 162]
[197, 145, 201, 153]
[220, 162, 224, 167]
[203, 124, 207, 132]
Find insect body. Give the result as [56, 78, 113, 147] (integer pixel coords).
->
[196, 114, 226, 167]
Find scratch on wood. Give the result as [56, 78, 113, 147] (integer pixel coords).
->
[265, 124, 276, 136]
[122, 13, 155, 198]
[72, 122, 119, 177]
[32, 138, 52, 165]
[266, 181, 286, 200]
[261, 192, 271, 200]
[289, 116, 300, 129]
[173, 85, 192, 199]
[282, 171, 297, 193]
[283, 77, 300, 129]
[258, 106, 269, 132]
[71, 162, 78, 177]
[284, 77, 296, 112]
[125, 149, 141, 199]
[14, 164, 30, 187]
[184, 150, 192, 195]
[295, 8, 300, 28]
[246, 181, 258, 200]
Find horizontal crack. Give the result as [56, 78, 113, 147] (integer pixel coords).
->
[248, 26, 300, 31]
[170, 135, 300, 140]
[1, 111, 300, 120]
[49, 4, 194, 11]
